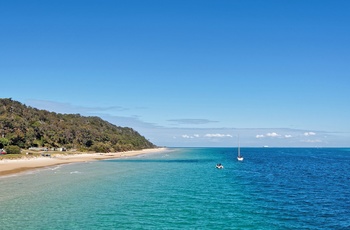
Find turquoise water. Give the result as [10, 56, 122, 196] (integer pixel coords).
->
[1, 148, 349, 229]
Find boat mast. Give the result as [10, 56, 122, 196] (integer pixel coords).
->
[238, 134, 240, 157]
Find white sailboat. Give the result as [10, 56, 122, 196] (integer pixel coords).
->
[237, 135, 244, 161]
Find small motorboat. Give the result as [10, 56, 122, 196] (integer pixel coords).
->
[216, 163, 224, 169]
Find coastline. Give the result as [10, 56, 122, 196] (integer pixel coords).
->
[0, 148, 167, 177]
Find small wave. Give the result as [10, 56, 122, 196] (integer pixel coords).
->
[50, 165, 62, 171]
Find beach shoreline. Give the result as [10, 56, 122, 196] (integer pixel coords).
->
[0, 148, 167, 177]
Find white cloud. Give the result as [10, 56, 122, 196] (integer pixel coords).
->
[204, 134, 232, 138]
[181, 134, 200, 139]
[301, 139, 322, 143]
[257, 133, 293, 139]
[168, 119, 218, 125]
[266, 132, 280, 137]
[181, 133, 233, 139]
[304, 132, 316, 136]
[257, 132, 283, 138]
[27, 99, 128, 114]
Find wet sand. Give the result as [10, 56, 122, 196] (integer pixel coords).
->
[0, 148, 167, 177]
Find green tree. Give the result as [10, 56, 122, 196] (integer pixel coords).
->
[4, 145, 21, 154]
[0, 137, 10, 148]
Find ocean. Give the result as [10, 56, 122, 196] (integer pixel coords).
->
[0, 148, 349, 229]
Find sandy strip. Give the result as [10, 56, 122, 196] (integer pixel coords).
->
[0, 148, 167, 177]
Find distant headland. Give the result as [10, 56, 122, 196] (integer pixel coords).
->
[0, 98, 156, 153]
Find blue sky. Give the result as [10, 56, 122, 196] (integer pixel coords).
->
[1, 0, 349, 147]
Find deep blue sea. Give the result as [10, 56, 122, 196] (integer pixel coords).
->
[1, 148, 349, 229]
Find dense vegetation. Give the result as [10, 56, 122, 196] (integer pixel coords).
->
[0, 98, 156, 152]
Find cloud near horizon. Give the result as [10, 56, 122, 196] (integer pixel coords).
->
[26, 99, 128, 114]
[301, 139, 322, 143]
[182, 135, 195, 139]
[168, 119, 218, 125]
[256, 132, 281, 138]
[258, 132, 317, 138]
[204, 134, 233, 138]
[304, 132, 316, 136]
[180, 133, 233, 139]
[23, 99, 342, 147]
[267, 132, 280, 137]
[256, 133, 292, 139]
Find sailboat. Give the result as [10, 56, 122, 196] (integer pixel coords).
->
[237, 135, 244, 161]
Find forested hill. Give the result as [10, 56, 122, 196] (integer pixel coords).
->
[0, 98, 156, 152]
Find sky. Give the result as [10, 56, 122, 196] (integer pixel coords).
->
[1, 0, 349, 147]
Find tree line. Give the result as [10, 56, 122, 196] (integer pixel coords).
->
[0, 98, 156, 153]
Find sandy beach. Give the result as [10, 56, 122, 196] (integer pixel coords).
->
[0, 148, 167, 177]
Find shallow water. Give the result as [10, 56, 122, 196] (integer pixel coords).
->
[0, 148, 349, 229]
